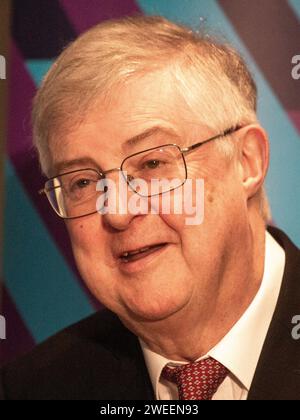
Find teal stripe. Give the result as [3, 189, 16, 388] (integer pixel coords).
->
[137, 0, 300, 246]
[288, 0, 300, 20]
[26, 59, 54, 86]
[4, 159, 94, 343]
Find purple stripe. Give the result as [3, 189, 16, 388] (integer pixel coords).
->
[218, 0, 300, 111]
[0, 286, 35, 366]
[59, 0, 141, 34]
[7, 43, 36, 158]
[7, 42, 100, 309]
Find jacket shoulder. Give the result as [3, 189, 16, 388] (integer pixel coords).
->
[0, 309, 137, 400]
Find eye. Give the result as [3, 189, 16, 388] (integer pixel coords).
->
[68, 177, 98, 196]
[72, 178, 91, 190]
[142, 159, 164, 170]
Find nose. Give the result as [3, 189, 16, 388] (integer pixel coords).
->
[99, 170, 148, 231]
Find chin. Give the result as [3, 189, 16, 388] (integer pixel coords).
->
[120, 292, 190, 323]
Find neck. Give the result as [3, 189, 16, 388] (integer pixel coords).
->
[122, 218, 266, 362]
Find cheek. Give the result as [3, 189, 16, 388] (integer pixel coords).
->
[159, 177, 239, 254]
[66, 221, 87, 248]
[206, 183, 215, 204]
[158, 212, 186, 237]
[66, 216, 103, 255]
[65, 218, 116, 299]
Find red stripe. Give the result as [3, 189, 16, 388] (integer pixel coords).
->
[288, 110, 300, 133]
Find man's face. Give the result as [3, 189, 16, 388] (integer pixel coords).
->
[50, 71, 247, 326]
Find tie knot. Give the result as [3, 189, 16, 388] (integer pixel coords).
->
[161, 357, 228, 400]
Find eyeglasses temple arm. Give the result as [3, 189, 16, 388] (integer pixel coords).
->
[181, 125, 242, 154]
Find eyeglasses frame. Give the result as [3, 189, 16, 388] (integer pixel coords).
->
[39, 125, 242, 219]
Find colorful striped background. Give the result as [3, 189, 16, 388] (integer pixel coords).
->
[1, 0, 299, 366]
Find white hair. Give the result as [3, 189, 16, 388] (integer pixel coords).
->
[32, 15, 270, 220]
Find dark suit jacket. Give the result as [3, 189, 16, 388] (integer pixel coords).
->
[1, 227, 300, 400]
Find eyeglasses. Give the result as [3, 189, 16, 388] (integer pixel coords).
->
[39, 125, 242, 219]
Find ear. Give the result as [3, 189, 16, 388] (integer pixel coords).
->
[238, 125, 269, 199]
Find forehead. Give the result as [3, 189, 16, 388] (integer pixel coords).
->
[49, 71, 204, 173]
[95, 70, 195, 134]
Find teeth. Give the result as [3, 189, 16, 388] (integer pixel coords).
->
[140, 247, 150, 253]
[121, 247, 151, 258]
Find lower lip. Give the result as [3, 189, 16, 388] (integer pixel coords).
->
[118, 244, 169, 273]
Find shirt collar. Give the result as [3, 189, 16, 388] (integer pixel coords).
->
[140, 231, 286, 398]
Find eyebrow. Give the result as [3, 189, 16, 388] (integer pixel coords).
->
[53, 157, 101, 175]
[53, 126, 181, 175]
[122, 126, 181, 151]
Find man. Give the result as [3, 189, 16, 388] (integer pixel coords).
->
[1, 15, 300, 400]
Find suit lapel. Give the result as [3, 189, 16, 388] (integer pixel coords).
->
[101, 313, 155, 400]
[117, 347, 155, 400]
[248, 227, 300, 400]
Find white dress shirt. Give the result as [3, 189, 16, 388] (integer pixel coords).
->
[140, 231, 286, 400]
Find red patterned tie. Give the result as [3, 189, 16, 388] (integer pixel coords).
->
[161, 357, 228, 400]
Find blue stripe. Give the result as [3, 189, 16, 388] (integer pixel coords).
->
[288, 0, 300, 20]
[26, 59, 54, 86]
[137, 0, 300, 246]
[4, 159, 94, 343]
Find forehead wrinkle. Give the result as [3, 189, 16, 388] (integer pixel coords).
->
[122, 125, 183, 153]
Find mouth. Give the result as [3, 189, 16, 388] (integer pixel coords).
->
[119, 243, 168, 264]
